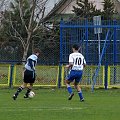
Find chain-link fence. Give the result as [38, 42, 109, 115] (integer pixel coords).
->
[109, 65, 120, 87]
[13, 65, 59, 87]
[0, 64, 10, 86]
[60, 18, 120, 88]
[60, 19, 120, 65]
[1, 18, 120, 88]
[61, 65, 104, 87]
[1, 64, 120, 88]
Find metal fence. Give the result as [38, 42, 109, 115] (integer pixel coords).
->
[0, 64, 59, 87]
[1, 18, 120, 88]
[60, 18, 120, 65]
[13, 65, 59, 87]
[0, 41, 60, 65]
[59, 18, 120, 88]
[0, 64, 120, 88]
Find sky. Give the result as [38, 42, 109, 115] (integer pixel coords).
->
[45, 0, 60, 15]
[0, 0, 60, 15]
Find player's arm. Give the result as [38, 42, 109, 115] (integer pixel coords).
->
[65, 62, 73, 68]
[83, 58, 86, 68]
[65, 54, 73, 68]
[28, 59, 36, 70]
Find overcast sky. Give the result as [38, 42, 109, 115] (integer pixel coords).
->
[0, 0, 60, 14]
[45, 0, 60, 15]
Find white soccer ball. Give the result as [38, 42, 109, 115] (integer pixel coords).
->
[28, 91, 35, 98]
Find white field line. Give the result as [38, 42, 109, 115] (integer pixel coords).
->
[0, 107, 87, 111]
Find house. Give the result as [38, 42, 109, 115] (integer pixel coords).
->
[43, 0, 120, 22]
[113, 0, 120, 14]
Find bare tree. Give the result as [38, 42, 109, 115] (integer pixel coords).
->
[9, 0, 48, 61]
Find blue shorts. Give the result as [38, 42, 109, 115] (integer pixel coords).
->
[66, 70, 83, 83]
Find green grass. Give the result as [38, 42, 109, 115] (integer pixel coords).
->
[0, 88, 120, 120]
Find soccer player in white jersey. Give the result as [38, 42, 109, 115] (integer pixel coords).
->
[65, 44, 86, 101]
[12, 48, 41, 100]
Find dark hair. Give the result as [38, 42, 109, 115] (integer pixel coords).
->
[33, 48, 41, 54]
[72, 44, 79, 50]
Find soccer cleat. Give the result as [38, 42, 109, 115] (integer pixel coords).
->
[68, 93, 74, 100]
[24, 95, 29, 98]
[80, 98, 84, 102]
[12, 95, 17, 100]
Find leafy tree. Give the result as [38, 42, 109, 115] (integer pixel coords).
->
[72, 0, 102, 18]
[102, 0, 115, 19]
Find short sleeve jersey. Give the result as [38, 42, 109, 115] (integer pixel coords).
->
[25, 54, 38, 71]
[69, 52, 86, 71]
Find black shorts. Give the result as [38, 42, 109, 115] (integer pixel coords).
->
[24, 70, 36, 83]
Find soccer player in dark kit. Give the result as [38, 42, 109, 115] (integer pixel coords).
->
[12, 48, 41, 100]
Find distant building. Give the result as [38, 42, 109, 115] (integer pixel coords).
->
[113, 0, 120, 15]
[43, 0, 120, 22]
[43, 0, 104, 22]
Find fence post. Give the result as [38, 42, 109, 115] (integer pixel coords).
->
[85, 18, 88, 62]
[113, 20, 117, 84]
[58, 64, 62, 88]
[104, 63, 108, 90]
[113, 19, 117, 64]
[9, 64, 14, 88]
[58, 19, 64, 88]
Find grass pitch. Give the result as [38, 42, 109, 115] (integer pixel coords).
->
[0, 88, 120, 120]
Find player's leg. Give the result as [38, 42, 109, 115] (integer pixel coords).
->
[66, 80, 74, 100]
[12, 69, 29, 100]
[24, 71, 35, 98]
[74, 71, 84, 102]
[24, 83, 33, 98]
[12, 82, 27, 100]
[65, 70, 75, 100]
[74, 82, 84, 101]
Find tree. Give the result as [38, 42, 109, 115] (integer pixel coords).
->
[72, 0, 102, 18]
[102, 0, 115, 19]
[0, 0, 8, 46]
[2, 0, 48, 61]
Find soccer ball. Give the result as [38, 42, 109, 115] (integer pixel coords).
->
[28, 91, 35, 98]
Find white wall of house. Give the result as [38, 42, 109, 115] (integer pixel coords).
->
[113, 0, 120, 14]
[89, 0, 104, 10]
[57, 0, 76, 14]
[45, 0, 120, 16]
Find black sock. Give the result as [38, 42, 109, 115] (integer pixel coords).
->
[25, 88, 32, 97]
[15, 86, 24, 96]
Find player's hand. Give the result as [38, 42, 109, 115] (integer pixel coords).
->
[65, 65, 70, 68]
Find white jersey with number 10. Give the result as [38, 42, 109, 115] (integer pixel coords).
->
[69, 52, 86, 71]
